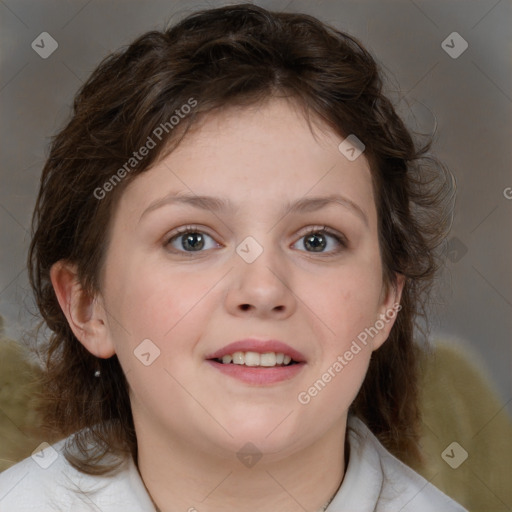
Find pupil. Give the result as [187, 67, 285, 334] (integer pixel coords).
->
[183, 232, 204, 251]
[305, 233, 326, 252]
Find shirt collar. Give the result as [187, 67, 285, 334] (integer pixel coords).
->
[324, 415, 383, 511]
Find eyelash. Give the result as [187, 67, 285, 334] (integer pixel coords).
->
[164, 224, 347, 256]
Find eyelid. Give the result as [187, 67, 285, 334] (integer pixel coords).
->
[295, 225, 347, 244]
[165, 224, 216, 242]
[164, 224, 222, 252]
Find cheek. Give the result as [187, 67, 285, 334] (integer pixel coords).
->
[299, 259, 386, 411]
[103, 264, 220, 409]
[306, 263, 384, 345]
[107, 253, 185, 323]
[297, 272, 379, 416]
[103, 254, 219, 359]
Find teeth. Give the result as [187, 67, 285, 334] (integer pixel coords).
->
[260, 353, 276, 367]
[218, 351, 295, 367]
[232, 352, 244, 365]
[245, 351, 260, 367]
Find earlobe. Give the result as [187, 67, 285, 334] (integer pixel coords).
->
[50, 260, 116, 358]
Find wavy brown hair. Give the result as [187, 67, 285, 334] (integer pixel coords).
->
[28, 3, 453, 474]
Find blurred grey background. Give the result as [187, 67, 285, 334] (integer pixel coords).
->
[0, 0, 510, 409]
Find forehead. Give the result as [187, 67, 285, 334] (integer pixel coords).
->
[169, 98, 346, 166]
[116, 98, 376, 224]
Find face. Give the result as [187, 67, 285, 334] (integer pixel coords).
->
[94, 98, 402, 460]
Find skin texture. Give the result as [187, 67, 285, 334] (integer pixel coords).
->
[51, 98, 403, 512]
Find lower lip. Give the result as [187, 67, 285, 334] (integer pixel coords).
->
[206, 360, 305, 385]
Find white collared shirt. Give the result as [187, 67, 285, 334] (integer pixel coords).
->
[0, 416, 467, 511]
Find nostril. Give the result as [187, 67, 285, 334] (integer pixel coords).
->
[238, 304, 285, 312]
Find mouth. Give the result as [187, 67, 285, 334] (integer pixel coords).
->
[205, 339, 306, 385]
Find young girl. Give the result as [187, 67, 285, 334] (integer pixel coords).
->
[0, 4, 467, 511]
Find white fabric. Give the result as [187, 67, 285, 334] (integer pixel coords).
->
[0, 416, 467, 511]
[327, 416, 467, 511]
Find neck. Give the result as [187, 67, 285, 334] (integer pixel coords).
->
[135, 417, 348, 512]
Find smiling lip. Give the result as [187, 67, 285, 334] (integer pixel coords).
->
[205, 339, 306, 362]
[206, 360, 305, 384]
[205, 339, 307, 385]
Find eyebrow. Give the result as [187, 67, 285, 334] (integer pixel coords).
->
[139, 192, 369, 226]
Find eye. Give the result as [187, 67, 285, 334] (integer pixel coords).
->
[164, 225, 346, 255]
[165, 226, 221, 253]
[292, 226, 347, 254]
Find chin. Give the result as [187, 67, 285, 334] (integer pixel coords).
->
[218, 415, 304, 451]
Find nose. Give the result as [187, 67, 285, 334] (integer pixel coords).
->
[224, 241, 297, 319]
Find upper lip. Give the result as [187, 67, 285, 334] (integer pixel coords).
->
[206, 339, 306, 363]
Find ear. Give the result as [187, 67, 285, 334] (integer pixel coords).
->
[371, 273, 405, 352]
[50, 260, 116, 358]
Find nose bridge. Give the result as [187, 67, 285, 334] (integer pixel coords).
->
[236, 233, 286, 289]
[226, 233, 295, 315]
